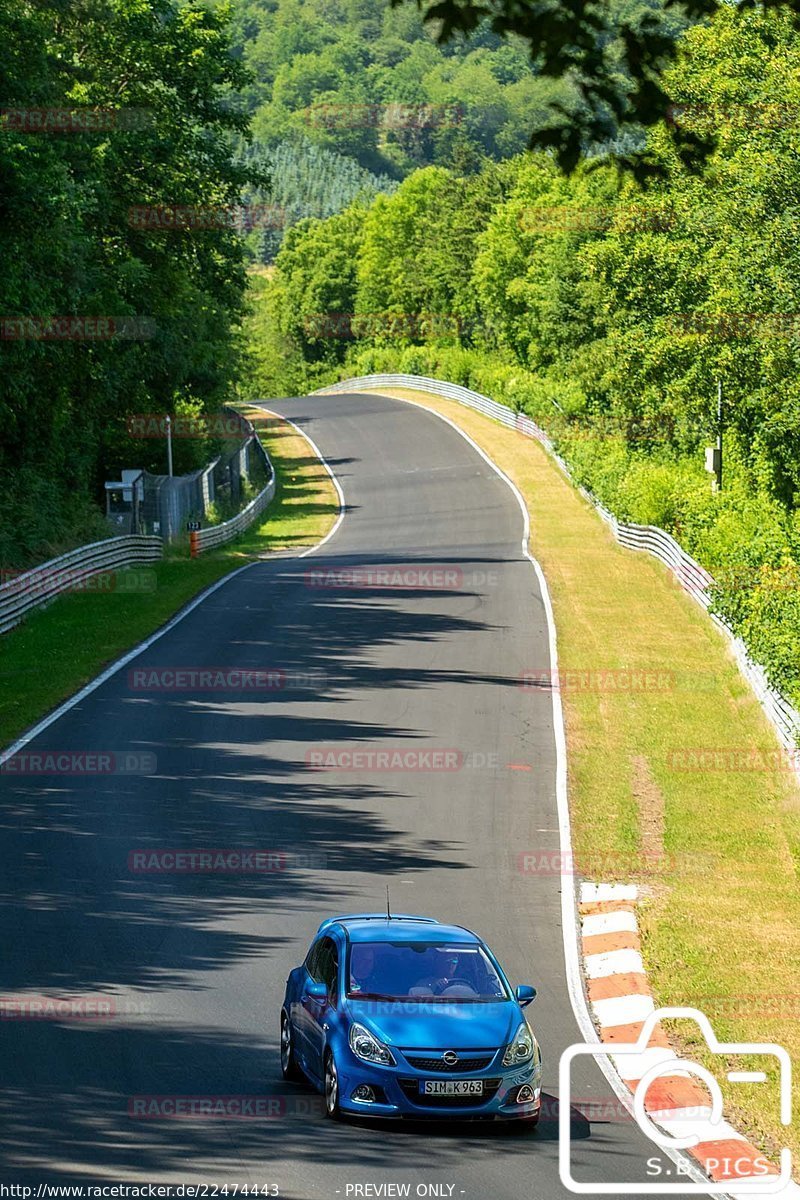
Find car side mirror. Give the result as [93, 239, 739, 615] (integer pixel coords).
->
[304, 981, 328, 1001]
[515, 984, 537, 1007]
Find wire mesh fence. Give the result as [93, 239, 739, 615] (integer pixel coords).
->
[139, 408, 273, 543]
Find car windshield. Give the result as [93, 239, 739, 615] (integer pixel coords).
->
[346, 940, 510, 1002]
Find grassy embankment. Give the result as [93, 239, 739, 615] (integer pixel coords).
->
[0, 408, 339, 747]
[352, 384, 800, 1171]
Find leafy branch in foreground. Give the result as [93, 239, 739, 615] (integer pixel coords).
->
[404, 0, 781, 173]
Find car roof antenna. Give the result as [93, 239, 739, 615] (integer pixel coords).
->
[386, 884, 392, 921]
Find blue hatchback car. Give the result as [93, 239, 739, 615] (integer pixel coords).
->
[280, 913, 542, 1124]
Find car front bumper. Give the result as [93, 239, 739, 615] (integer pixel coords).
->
[336, 1047, 542, 1121]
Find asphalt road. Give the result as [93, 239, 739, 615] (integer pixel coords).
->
[0, 391, 703, 1198]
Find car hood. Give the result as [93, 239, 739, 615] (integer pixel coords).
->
[345, 998, 521, 1050]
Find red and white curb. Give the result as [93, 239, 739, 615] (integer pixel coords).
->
[580, 883, 798, 1197]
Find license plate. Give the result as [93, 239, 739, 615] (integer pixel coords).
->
[421, 1079, 483, 1096]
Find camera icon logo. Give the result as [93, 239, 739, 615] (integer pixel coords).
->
[559, 1007, 792, 1194]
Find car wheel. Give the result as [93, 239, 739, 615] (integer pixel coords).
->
[280, 1013, 301, 1081]
[324, 1051, 341, 1120]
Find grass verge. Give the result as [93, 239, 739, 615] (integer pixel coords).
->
[350, 385, 800, 1172]
[0, 407, 339, 748]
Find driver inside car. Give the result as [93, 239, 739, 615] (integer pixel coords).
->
[414, 949, 463, 994]
[349, 945, 382, 993]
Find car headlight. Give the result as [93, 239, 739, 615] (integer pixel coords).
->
[349, 1022, 396, 1066]
[503, 1021, 537, 1067]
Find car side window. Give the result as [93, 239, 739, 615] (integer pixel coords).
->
[316, 937, 339, 1001]
[305, 940, 322, 981]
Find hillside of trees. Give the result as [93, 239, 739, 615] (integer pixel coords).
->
[2, 0, 599, 565]
[246, 5, 800, 707]
[0, 0, 261, 567]
[230, 0, 553, 174]
[229, 0, 620, 260]
[239, 137, 399, 262]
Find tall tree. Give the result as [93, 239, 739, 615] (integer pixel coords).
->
[0, 0, 261, 565]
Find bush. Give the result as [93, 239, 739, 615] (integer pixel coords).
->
[336, 345, 800, 710]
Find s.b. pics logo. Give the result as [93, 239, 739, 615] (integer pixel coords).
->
[559, 1008, 792, 1194]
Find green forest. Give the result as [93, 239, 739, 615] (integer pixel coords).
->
[247, 5, 800, 708]
[5, 2, 800, 1179]
[0, 0, 592, 569]
[231, 0, 601, 261]
[6, 0, 800, 709]
[231, 0, 565, 175]
[0, 0, 262, 566]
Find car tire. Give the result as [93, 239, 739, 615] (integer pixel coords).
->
[324, 1051, 342, 1120]
[280, 1013, 302, 1081]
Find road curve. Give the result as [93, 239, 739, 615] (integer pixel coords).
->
[0, 391, 701, 1198]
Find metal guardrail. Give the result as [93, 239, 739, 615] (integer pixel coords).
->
[0, 410, 275, 630]
[317, 373, 800, 758]
[189, 411, 275, 556]
[189, 476, 276, 554]
[228, 406, 273, 481]
[0, 535, 162, 635]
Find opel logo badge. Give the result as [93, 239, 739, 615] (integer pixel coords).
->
[443, 1050, 458, 1066]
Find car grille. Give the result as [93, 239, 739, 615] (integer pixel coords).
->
[405, 1054, 494, 1072]
[398, 1078, 501, 1108]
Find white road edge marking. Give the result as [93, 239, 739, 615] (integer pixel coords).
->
[256, 405, 346, 558]
[0, 406, 347, 766]
[336, 386, 724, 1197]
